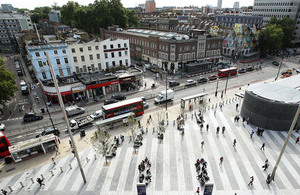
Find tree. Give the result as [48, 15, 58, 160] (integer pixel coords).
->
[30, 6, 51, 23]
[90, 124, 111, 165]
[60, 1, 80, 27]
[126, 10, 140, 28]
[258, 24, 284, 55]
[0, 58, 17, 106]
[126, 114, 139, 141]
[269, 17, 296, 48]
[152, 108, 167, 134]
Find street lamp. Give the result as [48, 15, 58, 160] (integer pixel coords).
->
[215, 78, 219, 97]
[275, 52, 285, 81]
[165, 62, 168, 111]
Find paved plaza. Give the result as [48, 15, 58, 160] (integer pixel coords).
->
[1, 96, 300, 195]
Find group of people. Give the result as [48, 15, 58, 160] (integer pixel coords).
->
[215, 126, 226, 134]
[257, 127, 265, 136]
[195, 158, 209, 185]
[138, 157, 152, 185]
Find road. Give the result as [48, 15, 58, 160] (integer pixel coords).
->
[2, 55, 300, 144]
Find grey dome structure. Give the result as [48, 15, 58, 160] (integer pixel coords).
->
[241, 75, 300, 131]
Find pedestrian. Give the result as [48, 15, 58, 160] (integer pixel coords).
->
[236, 103, 239, 110]
[250, 130, 254, 139]
[1, 189, 7, 195]
[69, 140, 73, 148]
[214, 108, 217, 116]
[149, 115, 152, 121]
[260, 143, 265, 151]
[216, 126, 220, 134]
[208, 98, 211, 102]
[222, 126, 225, 134]
[200, 123, 203, 131]
[37, 178, 45, 187]
[206, 124, 209, 131]
[263, 162, 269, 171]
[233, 139, 237, 147]
[55, 146, 60, 155]
[144, 83, 147, 88]
[196, 187, 200, 194]
[201, 141, 204, 148]
[248, 176, 254, 186]
[220, 156, 223, 164]
[52, 157, 56, 165]
[296, 136, 299, 144]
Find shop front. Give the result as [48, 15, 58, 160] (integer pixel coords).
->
[72, 85, 87, 102]
[119, 76, 136, 91]
[86, 80, 120, 96]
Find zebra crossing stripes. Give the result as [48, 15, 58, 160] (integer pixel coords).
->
[168, 126, 179, 191]
[146, 134, 158, 194]
[116, 146, 134, 192]
[11, 170, 34, 191]
[163, 130, 171, 192]
[174, 123, 186, 192]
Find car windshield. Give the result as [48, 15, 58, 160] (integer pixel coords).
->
[158, 94, 163, 100]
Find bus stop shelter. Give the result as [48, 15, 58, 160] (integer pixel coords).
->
[181, 93, 207, 109]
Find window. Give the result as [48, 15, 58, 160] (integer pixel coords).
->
[112, 61, 116, 66]
[79, 48, 83, 52]
[67, 68, 71, 76]
[56, 59, 61, 65]
[97, 54, 100, 59]
[64, 58, 69, 63]
[73, 56, 77, 63]
[54, 50, 58, 54]
[59, 69, 64, 77]
[38, 61, 43, 67]
[111, 52, 115, 58]
[81, 56, 85, 61]
[103, 45, 107, 49]
[42, 72, 47, 80]
[106, 62, 109, 69]
[98, 63, 101, 70]
[105, 53, 108, 58]
[75, 66, 80, 73]
[62, 49, 66, 54]
[95, 46, 99, 50]
[118, 44, 121, 48]
[83, 65, 87, 72]
[91, 64, 95, 72]
[125, 51, 128, 56]
[124, 43, 127, 48]
[71, 48, 75, 53]
[88, 46, 91, 51]
[125, 59, 128, 66]
[119, 51, 122, 57]
[119, 60, 122, 65]
[89, 55, 93, 60]
[35, 52, 40, 57]
[110, 44, 114, 49]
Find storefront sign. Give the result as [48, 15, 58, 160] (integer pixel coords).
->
[119, 76, 135, 84]
[72, 85, 86, 93]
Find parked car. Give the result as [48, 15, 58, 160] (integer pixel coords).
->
[90, 110, 103, 119]
[23, 112, 43, 122]
[36, 127, 60, 138]
[0, 123, 5, 131]
[104, 99, 119, 105]
[246, 66, 254, 71]
[20, 80, 27, 87]
[17, 69, 23, 76]
[208, 74, 218, 81]
[111, 94, 126, 100]
[185, 80, 196, 87]
[272, 61, 279, 66]
[169, 81, 180, 87]
[281, 69, 292, 75]
[197, 77, 208, 83]
[296, 69, 300, 74]
[238, 68, 247, 73]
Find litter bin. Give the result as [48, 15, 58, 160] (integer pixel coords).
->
[80, 130, 86, 137]
[41, 108, 45, 113]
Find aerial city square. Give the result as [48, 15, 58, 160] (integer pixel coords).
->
[0, 0, 300, 194]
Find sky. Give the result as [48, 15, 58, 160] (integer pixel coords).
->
[2, 0, 254, 10]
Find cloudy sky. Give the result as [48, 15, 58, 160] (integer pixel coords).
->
[2, 0, 254, 10]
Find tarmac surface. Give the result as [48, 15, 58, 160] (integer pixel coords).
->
[1, 80, 300, 195]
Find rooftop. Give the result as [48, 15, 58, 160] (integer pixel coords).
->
[120, 29, 190, 40]
[247, 74, 300, 104]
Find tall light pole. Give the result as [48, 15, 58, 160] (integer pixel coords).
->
[224, 74, 230, 94]
[270, 105, 300, 181]
[215, 78, 219, 97]
[165, 62, 168, 111]
[275, 53, 285, 81]
[46, 52, 87, 183]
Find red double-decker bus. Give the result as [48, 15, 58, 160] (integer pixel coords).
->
[102, 97, 144, 119]
[0, 131, 11, 158]
[218, 67, 238, 78]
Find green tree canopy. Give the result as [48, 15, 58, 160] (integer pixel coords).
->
[258, 24, 284, 55]
[30, 6, 52, 23]
[0, 58, 17, 106]
[269, 17, 296, 48]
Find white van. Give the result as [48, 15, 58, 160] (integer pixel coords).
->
[90, 110, 103, 119]
[154, 89, 174, 104]
[65, 105, 85, 117]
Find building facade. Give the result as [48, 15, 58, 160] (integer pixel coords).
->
[214, 15, 263, 29]
[252, 0, 300, 44]
[145, 0, 156, 13]
[48, 10, 60, 23]
[26, 43, 73, 82]
[0, 13, 33, 52]
[217, 0, 223, 9]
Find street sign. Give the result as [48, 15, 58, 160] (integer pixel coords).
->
[203, 183, 214, 195]
[137, 183, 146, 195]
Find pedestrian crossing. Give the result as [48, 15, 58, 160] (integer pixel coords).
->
[1, 104, 300, 195]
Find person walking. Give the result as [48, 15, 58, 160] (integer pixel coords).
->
[69, 140, 73, 148]
[236, 103, 239, 110]
[248, 176, 254, 186]
[51, 157, 56, 165]
[196, 187, 200, 194]
[260, 143, 265, 151]
[216, 126, 220, 134]
[250, 130, 254, 139]
[37, 178, 45, 187]
[201, 141, 204, 148]
[233, 139, 237, 147]
[214, 108, 217, 116]
[1, 189, 7, 195]
[206, 124, 209, 131]
[296, 136, 299, 144]
[222, 126, 225, 134]
[220, 156, 223, 164]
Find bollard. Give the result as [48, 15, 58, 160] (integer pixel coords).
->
[153, 127, 155, 133]
[185, 114, 187, 119]
[167, 120, 169, 125]
[94, 154, 97, 160]
[8, 186, 13, 192]
[86, 157, 89, 163]
[30, 177, 34, 184]
[69, 163, 72, 169]
[173, 120, 175, 126]
[146, 127, 148, 133]
[60, 167, 63, 173]
[191, 113, 193, 119]
[20, 181, 24, 188]
[51, 170, 54, 176]
[41, 174, 44, 180]
[166, 112, 168, 119]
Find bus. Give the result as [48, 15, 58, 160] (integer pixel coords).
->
[102, 97, 144, 119]
[218, 67, 238, 78]
[0, 131, 11, 158]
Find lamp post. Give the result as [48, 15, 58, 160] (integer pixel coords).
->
[224, 64, 231, 94]
[165, 62, 168, 111]
[275, 53, 285, 81]
[215, 78, 219, 97]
